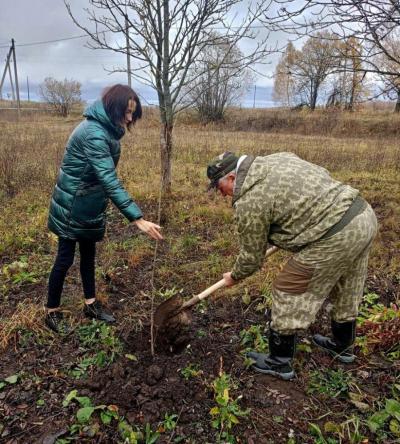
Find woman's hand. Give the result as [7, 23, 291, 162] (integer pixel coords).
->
[223, 272, 238, 287]
[134, 219, 163, 240]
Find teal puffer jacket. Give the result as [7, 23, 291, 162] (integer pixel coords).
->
[48, 100, 143, 241]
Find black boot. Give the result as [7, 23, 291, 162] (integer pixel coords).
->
[45, 311, 70, 334]
[313, 320, 356, 363]
[83, 300, 116, 323]
[247, 330, 296, 380]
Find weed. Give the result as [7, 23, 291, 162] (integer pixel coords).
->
[367, 396, 400, 440]
[356, 293, 400, 358]
[180, 363, 203, 380]
[308, 368, 353, 398]
[60, 390, 120, 442]
[160, 413, 178, 432]
[173, 234, 200, 253]
[309, 423, 340, 444]
[157, 287, 183, 301]
[239, 324, 268, 353]
[254, 286, 273, 313]
[196, 329, 207, 338]
[69, 321, 123, 378]
[0, 373, 19, 390]
[77, 320, 122, 358]
[357, 292, 398, 325]
[210, 372, 249, 443]
[0, 301, 50, 350]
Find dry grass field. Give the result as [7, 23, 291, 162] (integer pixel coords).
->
[0, 107, 399, 443]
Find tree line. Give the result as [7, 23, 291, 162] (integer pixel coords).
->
[34, 0, 400, 195]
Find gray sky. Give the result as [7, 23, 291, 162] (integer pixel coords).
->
[0, 0, 283, 104]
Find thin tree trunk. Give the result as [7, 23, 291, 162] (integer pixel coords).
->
[160, 119, 173, 194]
[310, 85, 318, 110]
[395, 90, 400, 113]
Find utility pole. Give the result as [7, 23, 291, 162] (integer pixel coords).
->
[253, 84, 257, 108]
[125, 13, 132, 87]
[11, 39, 21, 117]
[7, 61, 15, 101]
[0, 47, 13, 100]
[27, 76, 30, 101]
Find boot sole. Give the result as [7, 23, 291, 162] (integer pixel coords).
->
[83, 312, 116, 323]
[312, 338, 355, 363]
[252, 365, 295, 381]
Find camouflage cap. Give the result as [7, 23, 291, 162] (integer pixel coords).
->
[206, 152, 239, 190]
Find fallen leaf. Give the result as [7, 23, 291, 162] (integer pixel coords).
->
[42, 429, 68, 444]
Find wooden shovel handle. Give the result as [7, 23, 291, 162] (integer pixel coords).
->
[180, 246, 279, 311]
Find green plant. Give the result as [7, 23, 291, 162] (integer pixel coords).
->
[308, 369, 353, 398]
[143, 423, 160, 443]
[0, 258, 40, 290]
[357, 292, 398, 326]
[69, 353, 107, 379]
[254, 286, 273, 313]
[118, 419, 141, 444]
[309, 423, 340, 444]
[367, 398, 400, 439]
[321, 416, 366, 444]
[77, 320, 122, 355]
[157, 287, 182, 301]
[180, 363, 202, 380]
[68, 321, 122, 378]
[239, 324, 268, 353]
[60, 390, 120, 441]
[173, 234, 200, 253]
[210, 372, 249, 443]
[0, 373, 19, 390]
[118, 420, 161, 444]
[158, 413, 178, 432]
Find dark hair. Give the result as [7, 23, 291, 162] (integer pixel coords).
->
[101, 84, 142, 130]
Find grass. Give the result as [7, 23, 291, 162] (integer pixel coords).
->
[0, 106, 399, 442]
[0, 107, 398, 326]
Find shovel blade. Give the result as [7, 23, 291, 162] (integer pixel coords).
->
[153, 294, 184, 330]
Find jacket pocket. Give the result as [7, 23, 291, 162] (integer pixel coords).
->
[70, 186, 108, 227]
[273, 258, 315, 294]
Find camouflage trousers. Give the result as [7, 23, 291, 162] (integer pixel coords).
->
[270, 204, 378, 335]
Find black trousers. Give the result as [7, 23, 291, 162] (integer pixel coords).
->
[47, 238, 96, 309]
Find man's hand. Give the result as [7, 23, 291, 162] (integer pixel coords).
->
[134, 218, 163, 240]
[223, 272, 237, 287]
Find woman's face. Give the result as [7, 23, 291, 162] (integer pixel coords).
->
[123, 99, 136, 127]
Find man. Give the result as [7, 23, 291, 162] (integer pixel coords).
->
[207, 152, 377, 380]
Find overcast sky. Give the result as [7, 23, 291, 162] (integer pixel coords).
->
[0, 0, 285, 105]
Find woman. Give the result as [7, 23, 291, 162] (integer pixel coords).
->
[46, 84, 162, 333]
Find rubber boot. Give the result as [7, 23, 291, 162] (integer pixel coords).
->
[247, 329, 296, 381]
[45, 311, 70, 334]
[313, 320, 356, 363]
[83, 300, 116, 323]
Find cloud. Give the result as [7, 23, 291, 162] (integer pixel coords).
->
[0, 0, 279, 105]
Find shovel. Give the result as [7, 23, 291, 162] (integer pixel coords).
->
[153, 246, 279, 334]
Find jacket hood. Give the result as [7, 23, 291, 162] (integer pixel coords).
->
[232, 155, 256, 205]
[83, 100, 125, 139]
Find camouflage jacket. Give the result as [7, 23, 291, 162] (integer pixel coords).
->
[230, 153, 359, 280]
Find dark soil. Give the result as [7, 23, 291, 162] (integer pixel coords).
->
[0, 203, 399, 444]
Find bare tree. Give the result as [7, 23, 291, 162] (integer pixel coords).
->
[375, 31, 400, 112]
[264, 0, 400, 78]
[66, 0, 272, 193]
[39, 77, 81, 117]
[326, 37, 368, 110]
[187, 35, 254, 122]
[273, 32, 338, 110]
[273, 41, 297, 107]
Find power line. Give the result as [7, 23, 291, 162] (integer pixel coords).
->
[0, 24, 267, 49]
[0, 34, 90, 49]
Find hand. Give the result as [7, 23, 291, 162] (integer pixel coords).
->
[134, 218, 163, 240]
[223, 272, 237, 287]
